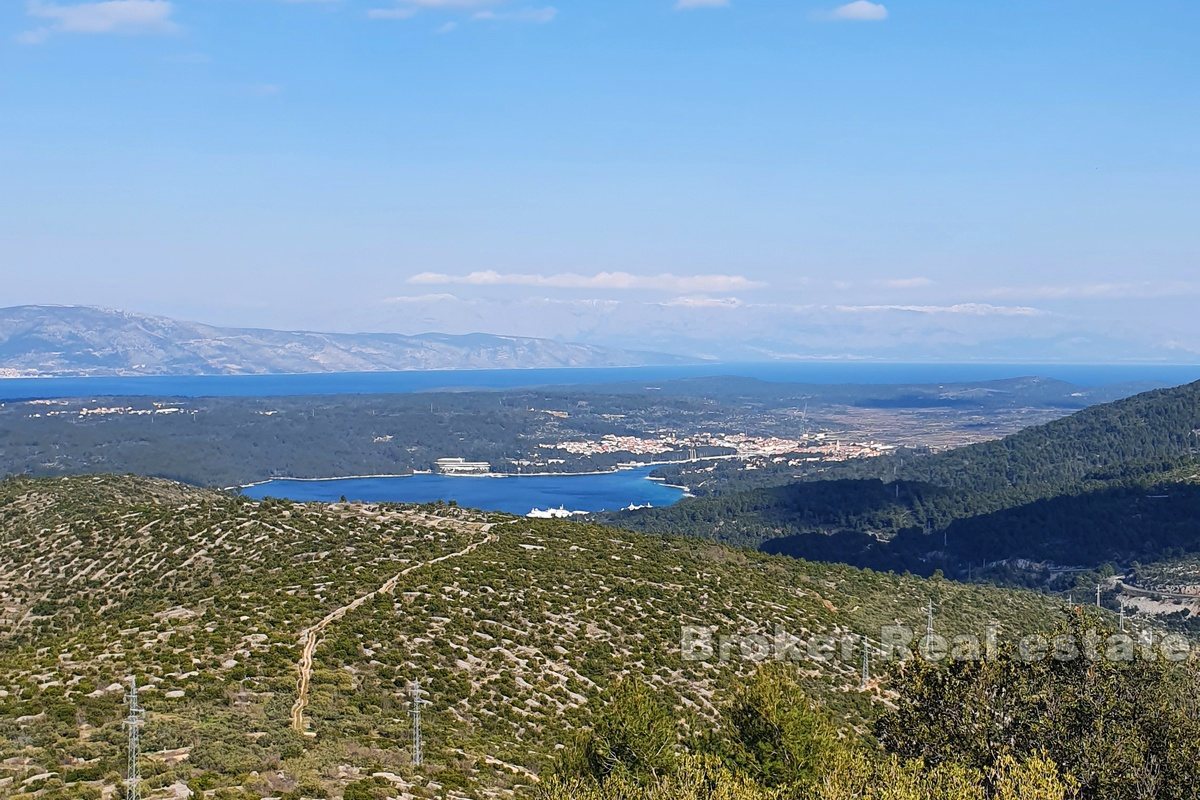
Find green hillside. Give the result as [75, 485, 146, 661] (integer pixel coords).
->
[0, 476, 1066, 799]
[614, 381, 1200, 579]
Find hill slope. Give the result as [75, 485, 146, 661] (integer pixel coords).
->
[613, 381, 1200, 577]
[0, 476, 1064, 799]
[0, 306, 691, 377]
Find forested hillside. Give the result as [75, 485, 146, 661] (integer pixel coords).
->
[614, 381, 1200, 579]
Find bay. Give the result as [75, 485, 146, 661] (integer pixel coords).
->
[239, 465, 685, 516]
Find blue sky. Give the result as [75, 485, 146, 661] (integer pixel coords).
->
[2, 0, 1198, 361]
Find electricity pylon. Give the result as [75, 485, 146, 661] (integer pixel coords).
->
[410, 681, 431, 767]
[125, 677, 144, 800]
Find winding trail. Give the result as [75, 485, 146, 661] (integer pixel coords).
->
[290, 519, 501, 734]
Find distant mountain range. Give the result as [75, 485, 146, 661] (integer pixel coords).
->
[0, 305, 694, 377]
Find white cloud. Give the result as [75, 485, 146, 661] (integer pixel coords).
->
[21, 0, 177, 43]
[675, 0, 729, 10]
[825, 1, 888, 22]
[408, 270, 765, 293]
[382, 293, 462, 303]
[663, 296, 744, 308]
[834, 303, 1046, 317]
[525, 296, 624, 310]
[472, 6, 556, 23]
[368, 0, 555, 23]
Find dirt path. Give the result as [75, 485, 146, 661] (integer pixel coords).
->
[290, 519, 501, 734]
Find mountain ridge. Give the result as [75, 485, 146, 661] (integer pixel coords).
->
[0, 305, 695, 377]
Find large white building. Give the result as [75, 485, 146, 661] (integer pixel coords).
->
[435, 457, 492, 475]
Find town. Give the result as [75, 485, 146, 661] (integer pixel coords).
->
[537, 431, 896, 464]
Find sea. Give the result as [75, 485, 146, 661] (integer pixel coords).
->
[2, 361, 1199, 400]
[239, 465, 684, 517]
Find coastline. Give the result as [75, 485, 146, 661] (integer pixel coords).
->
[231, 456, 722, 492]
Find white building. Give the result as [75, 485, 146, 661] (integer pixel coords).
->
[435, 457, 492, 475]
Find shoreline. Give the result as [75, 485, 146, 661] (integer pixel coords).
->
[231, 455, 723, 491]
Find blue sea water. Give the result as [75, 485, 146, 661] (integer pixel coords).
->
[239, 465, 684, 516]
[2, 362, 1199, 400]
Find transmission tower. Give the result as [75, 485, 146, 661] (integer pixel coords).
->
[409, 681, 431, 767]
[124, 677, 145, 800]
